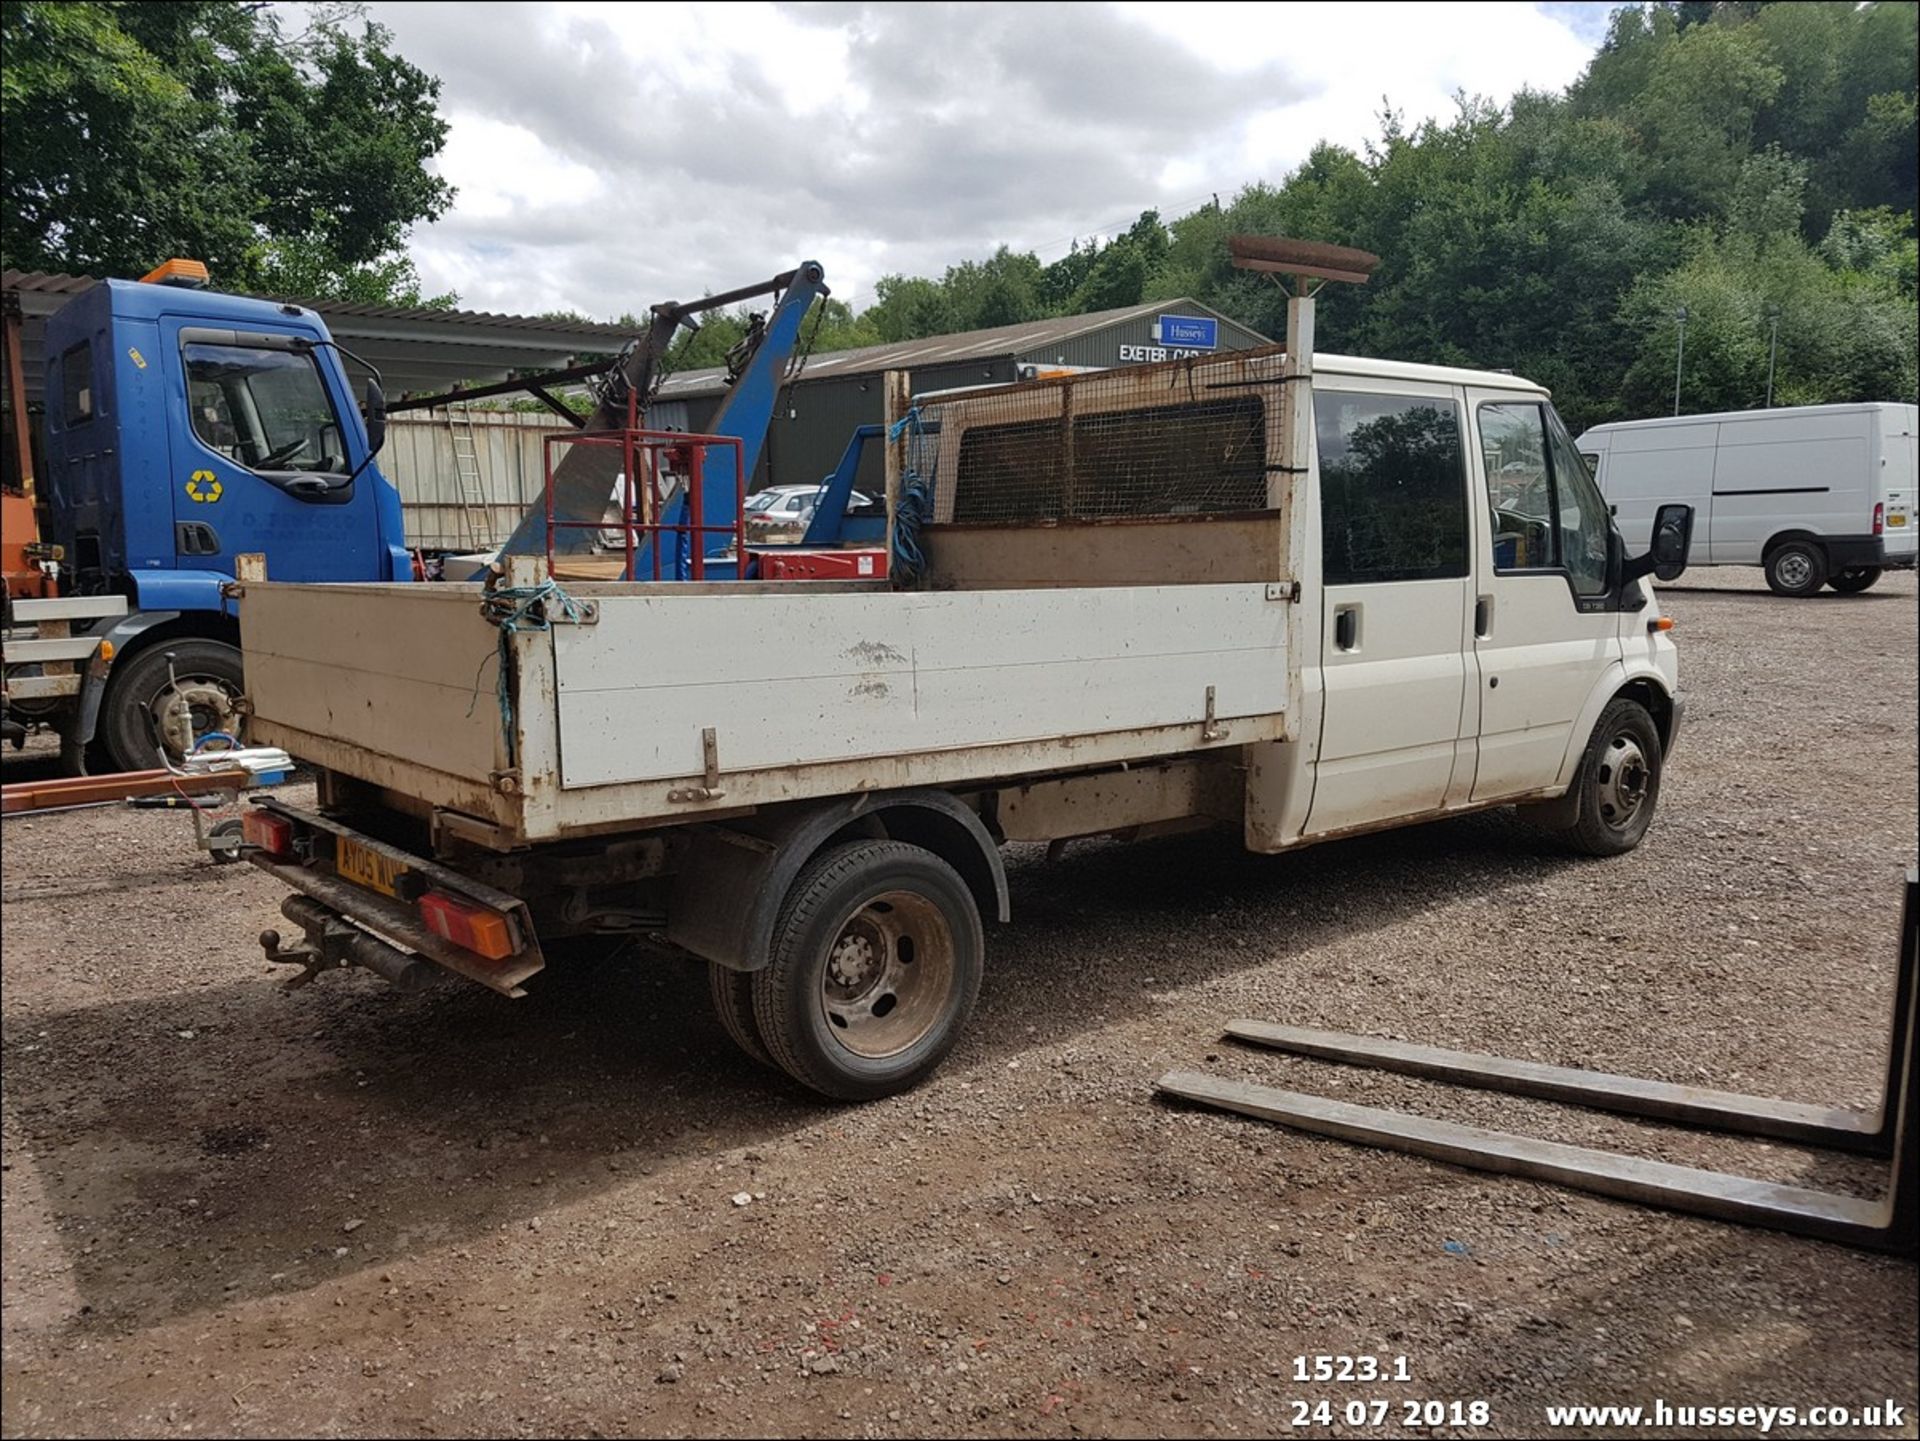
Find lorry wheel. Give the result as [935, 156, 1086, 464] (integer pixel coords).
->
[1555, 699, 1664, 857]
[709, 963, 775, 1068]
[100, 639, 246, 773]
[1764, 541, 1827, 597]
[752, 840, 983, 1102]
[1827, 567, 1881, 594]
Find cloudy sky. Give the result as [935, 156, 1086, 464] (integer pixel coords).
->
[362, 1, 1614, 320]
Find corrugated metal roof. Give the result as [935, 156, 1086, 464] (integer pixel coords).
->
[656, 297, 1257, 398]
[2, 269, 635, 339]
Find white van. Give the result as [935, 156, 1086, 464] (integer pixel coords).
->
[1577, 403, 1917, 596]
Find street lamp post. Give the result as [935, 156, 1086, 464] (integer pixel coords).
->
[1672, 305, 1689, 417]
[1765, 305, 1782, 408]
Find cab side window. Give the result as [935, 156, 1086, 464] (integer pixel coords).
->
[1314, 391, 1469, 585]
[1478, 402, 1611, 597]
[61, 342, 95, 426]
[183, 342, 347, 477]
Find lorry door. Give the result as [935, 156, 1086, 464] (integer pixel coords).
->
[1302, 385, 1476, 836]
[1467, 395, 1622, 801]
[157, 320, 385, 581]
[1708, 409, 1866, 565]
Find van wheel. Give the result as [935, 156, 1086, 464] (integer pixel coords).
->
[1554, 699, 1664, 857]
[1827, 567, 1881, 594]
[708, 963, 774, 1069]
[752, 840, 983, 1102]
[1764, 542, 1827, 597]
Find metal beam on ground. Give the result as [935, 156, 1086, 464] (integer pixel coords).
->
[1161, 870, 1918, 1255]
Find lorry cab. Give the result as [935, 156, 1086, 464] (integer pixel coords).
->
[42, 277, 411, 607]
[32, 271, 410, 770]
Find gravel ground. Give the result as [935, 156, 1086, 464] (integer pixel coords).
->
[3, 567, 1915, 1439]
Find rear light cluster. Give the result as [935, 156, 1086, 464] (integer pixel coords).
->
[1873, 502, 1884, 536]
[242, 808, 295, 858]
[418, 890, 517, 961]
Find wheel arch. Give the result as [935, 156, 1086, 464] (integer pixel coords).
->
[1761, 529, 1824, 560]
[670, 789, 1008, 973]
[1551, 662, 1676, 794]
[75, 610, 244, 745]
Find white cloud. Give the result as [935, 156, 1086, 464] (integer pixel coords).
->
[365, 1, 1599, 319]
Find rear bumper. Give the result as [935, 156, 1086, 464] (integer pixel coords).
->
[247, 798, 545, 996]
[1818, 534, 1889, 571]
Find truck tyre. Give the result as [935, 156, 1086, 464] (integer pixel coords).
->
[1827, 567, 1881, 594]
[1553, 699, 1664, 858]
[709, 963, 775, 1069]
[751, 840, 983, 1102]
[100, 639, 245, 773]
[1764, 541, 1827, 597]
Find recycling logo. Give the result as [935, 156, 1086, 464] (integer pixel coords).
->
[186, 470, 223, 503]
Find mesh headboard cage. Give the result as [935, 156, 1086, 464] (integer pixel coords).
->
[913, 345, 1290, 527]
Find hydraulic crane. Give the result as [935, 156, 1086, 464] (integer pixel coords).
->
[494, 262, 830, 579]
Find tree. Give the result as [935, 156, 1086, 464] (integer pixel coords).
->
[1, 1, 455, 304]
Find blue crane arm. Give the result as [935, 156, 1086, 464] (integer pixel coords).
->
[496, 261, 827, 571]
[644, 262, 828, 577]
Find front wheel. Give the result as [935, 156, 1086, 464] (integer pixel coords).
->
[99, 639, 246, 773]
[1827, 567, 1881, 594]
[752, 840, 983, 1101]
[1764, 541, 1827, 597]
[1549, 699, 1665, 857]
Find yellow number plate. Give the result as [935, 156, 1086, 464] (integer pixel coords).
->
[1886, 513, 1907, 527]
[336, 837, 406, 898]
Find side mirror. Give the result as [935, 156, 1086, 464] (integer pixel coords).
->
[363, 380, 388, 456]
[1622, 502, 1695, 586]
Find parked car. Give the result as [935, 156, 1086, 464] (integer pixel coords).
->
[744, 483, 877, 541]
[1577, 403, 1916, 596]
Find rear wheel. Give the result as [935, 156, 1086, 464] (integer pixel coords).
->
[100, 639, 245, 773]
[1764, 541, 1827, 597]
[1827, 567, 1881, 593]
[1548, 699, 1665, 857]
[752, 840, 983, 1101]
[709, 963, 774, 1068]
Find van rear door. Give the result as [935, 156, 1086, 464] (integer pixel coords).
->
[1302, 384, 1476, 835]
[1878, 405, 1917, 562]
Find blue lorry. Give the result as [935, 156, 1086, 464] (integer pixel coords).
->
[17, 271, 407, 772]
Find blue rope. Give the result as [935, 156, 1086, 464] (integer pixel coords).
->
[888, 406, 933, 587]
[476, 579, 584, 765]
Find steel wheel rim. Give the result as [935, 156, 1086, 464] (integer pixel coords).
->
[818, 889, 955, 1060]
[150, 674, 242, 760]
[1594, 734, 1650, 830]
[1777, 552, 1812, 589]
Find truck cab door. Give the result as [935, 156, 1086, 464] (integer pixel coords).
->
[1302, 385, 1477, 837]
[159, 321, 385, 582]
[1467, 396, 1622, 801]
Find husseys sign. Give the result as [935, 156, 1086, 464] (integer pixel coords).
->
[1117, 313, 1221, 364]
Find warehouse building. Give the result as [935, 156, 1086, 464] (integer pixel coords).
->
[652, 298, 1268, 493]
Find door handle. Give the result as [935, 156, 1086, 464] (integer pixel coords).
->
[1333, 605, 1359, 652]
[1475, 595, 1493, 638]
[284, 477, 332, 500]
